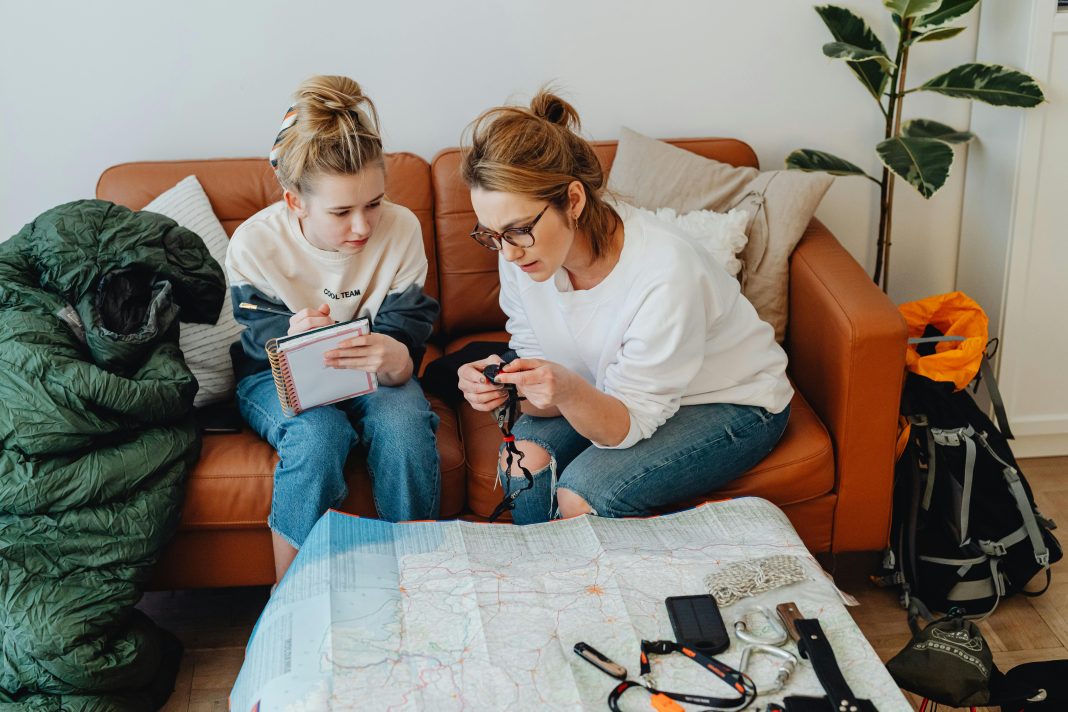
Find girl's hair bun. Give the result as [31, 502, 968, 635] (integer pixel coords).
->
[271, 75, 383, 193]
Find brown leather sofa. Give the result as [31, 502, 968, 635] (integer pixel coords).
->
[95, 137, 907, 590]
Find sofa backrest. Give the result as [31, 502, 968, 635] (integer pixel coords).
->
[95, 138, 759, 340]
[429, 138, 759, 338]
[95, 153, 440, 303]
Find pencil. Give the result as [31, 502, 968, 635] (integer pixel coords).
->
[239, 302, 295, 317]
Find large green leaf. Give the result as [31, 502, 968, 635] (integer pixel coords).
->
[816, 5, 891, 100]
[902, 119, 975, 143]
[883, 0, 941, 18]
[916, 0, 980, 29]
[914, 26, 966, 43]
[786, 149, 875, 179]
[823, 42, 895, 71]
[918, 63, 1046, 107]
[876, 136, 955, 198]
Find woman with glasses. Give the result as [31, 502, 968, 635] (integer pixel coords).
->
[456, 90, 793, 524]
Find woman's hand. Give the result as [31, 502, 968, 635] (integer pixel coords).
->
[491, 358, 578, 411]
[288, 303, 334, 335]
[457, 354, 508, 411]
[323, 333, 411, 384]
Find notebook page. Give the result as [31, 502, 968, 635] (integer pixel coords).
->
[278, 320, 376, 410]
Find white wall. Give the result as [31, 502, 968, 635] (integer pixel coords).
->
[1, 0, 981, 302]
[959, 0, 1068, 457]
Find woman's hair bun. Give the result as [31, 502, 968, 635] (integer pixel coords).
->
[529, 89, 581, 131]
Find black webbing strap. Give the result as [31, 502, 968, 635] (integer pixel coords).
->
[486, 351, 533, 523]
[791, 619, 878, 712]
[487, 426, 532, 522]
[604, 640, 756, 712]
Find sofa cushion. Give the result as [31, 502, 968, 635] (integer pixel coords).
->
[457, 365, 834, 520]
[430, 138, 759, 338]
[176, 392, 465, 529]
[669, 388, 834, 510]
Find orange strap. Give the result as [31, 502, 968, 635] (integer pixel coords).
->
[650, 693, 685, 712]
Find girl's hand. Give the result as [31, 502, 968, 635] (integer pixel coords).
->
[323, 333, 409, 380]
[289, 303, 333, 335]
[491, 358, 577, 411]
[457, 354, 508, 412]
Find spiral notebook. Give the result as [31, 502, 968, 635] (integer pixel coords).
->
[265, 318, 378, 416]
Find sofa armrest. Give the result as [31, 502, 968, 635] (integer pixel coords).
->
[786, 219, 907, 553]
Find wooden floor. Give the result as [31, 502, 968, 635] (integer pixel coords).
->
[140, 457, 1066, 711]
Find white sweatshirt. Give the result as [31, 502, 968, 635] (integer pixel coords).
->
[499, 205, 794, 449]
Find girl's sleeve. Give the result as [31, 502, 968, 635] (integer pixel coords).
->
[225, 235, 292, 381]
[371, 213, 439, 372]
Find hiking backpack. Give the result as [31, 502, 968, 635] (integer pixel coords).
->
[876, 293, 1061, 618]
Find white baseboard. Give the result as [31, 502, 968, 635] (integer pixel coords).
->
[1012, 433, 1068, 459]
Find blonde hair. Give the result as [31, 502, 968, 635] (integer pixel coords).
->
[460, 89, 620, 260]
[272, 75, 383, 194]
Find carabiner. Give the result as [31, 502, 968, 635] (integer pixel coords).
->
[734, 606, 788, 646]
[739, 644, 798, 696]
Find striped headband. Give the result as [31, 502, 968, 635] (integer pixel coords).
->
[268, 106, 298, 170]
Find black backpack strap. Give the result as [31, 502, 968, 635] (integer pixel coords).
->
[906, 596, 936, 636]
[930, 425, 978, 546]
[896, 424, 926, 605]
[919, 418, 937, 511]
[977, 353, 1014, 439]
[976, 432, 1051, 571]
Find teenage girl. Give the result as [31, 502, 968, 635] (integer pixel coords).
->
[227, 75, 440, 579]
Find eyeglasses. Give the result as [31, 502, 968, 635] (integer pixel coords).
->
[469, 204, 550, 251]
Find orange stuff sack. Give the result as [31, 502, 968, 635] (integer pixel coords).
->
[899, 291, 988, 392]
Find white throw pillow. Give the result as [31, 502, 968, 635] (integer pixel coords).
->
[144, 176, 243, 407]
[607, 127, 834, 342]
[612, 199, 749, 277]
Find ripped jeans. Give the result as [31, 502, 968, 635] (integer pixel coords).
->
[498, 402, 790, 524]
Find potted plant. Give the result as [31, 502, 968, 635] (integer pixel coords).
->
[786, 0, 1045, 292]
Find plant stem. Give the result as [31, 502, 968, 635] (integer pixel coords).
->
[874, 169, 889, 285]
[883, 22, 912, 295]
[874, 17, 912, 292]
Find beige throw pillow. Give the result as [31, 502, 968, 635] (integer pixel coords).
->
[607, 127, 833, 342]
[144, 176, 244, 407]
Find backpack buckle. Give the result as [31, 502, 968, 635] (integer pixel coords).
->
[1037, 551, 1050, 568]
[1036, 512, 1057, 531]
[979, 539, 1007, 557]
[932, 428, 962, 447]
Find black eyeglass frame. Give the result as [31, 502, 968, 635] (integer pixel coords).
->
[469, 204, 551, 251]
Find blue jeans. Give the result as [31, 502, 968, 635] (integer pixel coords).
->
[498, 402, 790, 524]
[237, 369, 441, 548]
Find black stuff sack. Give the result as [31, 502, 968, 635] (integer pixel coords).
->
[886, 610, 994, 707]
